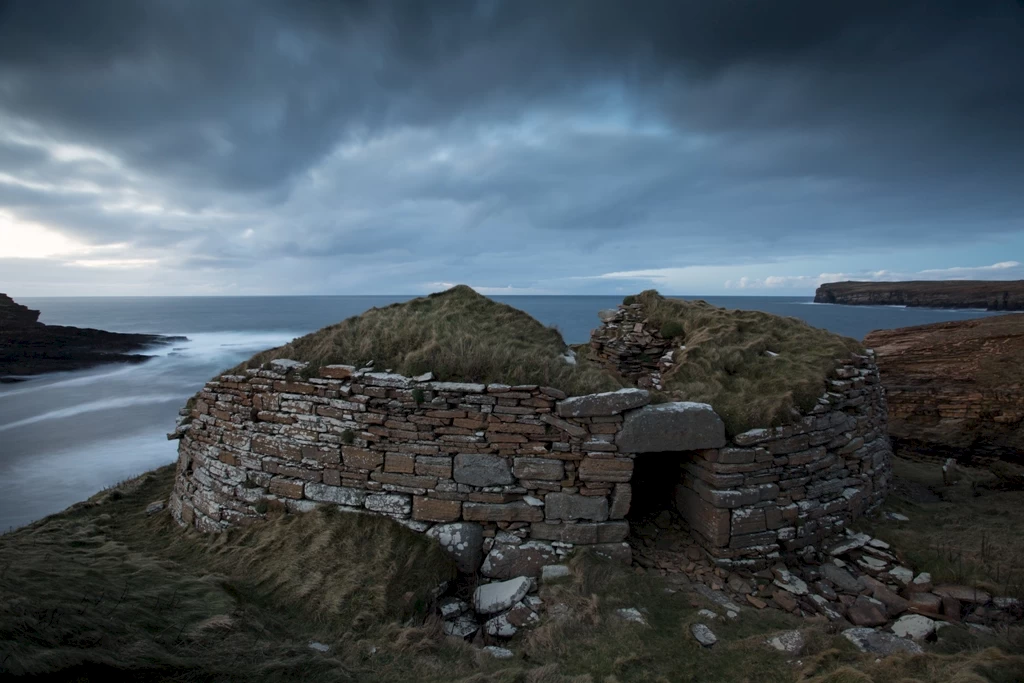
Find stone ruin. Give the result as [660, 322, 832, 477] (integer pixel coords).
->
[168, 297, 1024, 643]
[169, 298, 892, 574]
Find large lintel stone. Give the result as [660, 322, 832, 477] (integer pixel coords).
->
[616, 402, 726, 453]
[556, 388, 650, 418]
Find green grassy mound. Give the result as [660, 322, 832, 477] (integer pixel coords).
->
[634, 290, 864, 434]
[1, 460, 1022, 681]
[240, 285, 624, 395]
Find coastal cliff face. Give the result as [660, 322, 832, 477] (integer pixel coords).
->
[0, 293, 183, 379]
[864, 315, 1024, 462]
[815, 280, 1024, 310]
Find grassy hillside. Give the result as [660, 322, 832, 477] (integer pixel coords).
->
[1, 461, 1022, 681]
[239, 285, 624, 395]
[633, 291, 864, 434]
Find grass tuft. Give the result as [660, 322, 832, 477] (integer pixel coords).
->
[237, 285, 623, 396]
[633, 290, 864, 434]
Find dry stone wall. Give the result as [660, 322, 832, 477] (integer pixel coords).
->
[170, 307, 893, 573]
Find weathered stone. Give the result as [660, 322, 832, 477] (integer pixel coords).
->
[675, 485, 731, 547]
[513, 457, 565, 481]
[616, 402, 726, 453]
[847, 596, 888, 627]
[615, 607, 648, 625]
[412, 496, 462, 522]
[427, 522, 484, 574]
[483, 645, 514, 659]
[908, 592, 942, 615]
[842, 628, 924, 656]
[453, 453, 513, 486]
[772, 568, 809, 596]
[556, 388, 650, 418]
[690, 623, 718, 647]
[484, 613, 517, 637]
[545, 493, 609, 521]
[541, 564, 571, 582]
[463, 501, 543, 522]
[481, 541, 559, 579]
[821, 563, 863, 594]
[578, 457, 633, 483]
[365, 493, 411, 516]
[933, 585, 992, 604]
[343, 446, 384, 470]
[539, 413, 587, 437]
[305, 482, 367, 506]
[442, 614, 479, 639]
[891, 614, 936, 640]
[609, 483, 632, 519]
[765, 629, 806, 655]
[474, 576, 531, 615]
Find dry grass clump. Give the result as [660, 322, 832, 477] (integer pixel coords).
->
[633, 290, 864, 434]
[240, 285, 623, 395]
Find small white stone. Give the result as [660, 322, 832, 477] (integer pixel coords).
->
[691, 623, 718, 647]
[615, 607, 648, 625]
[308, 641, 330, 653]
[484, 613, 517, 638]
[697, 609, 718, 620]
[541, 564, 571, 582]
[483, 646, 514, 659]
[523, 496, 544, 507]
[473, 577, 531, 615]
[765, 629, 805, 655]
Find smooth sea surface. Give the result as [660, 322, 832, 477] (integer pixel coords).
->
[0, 295, 1011, 530]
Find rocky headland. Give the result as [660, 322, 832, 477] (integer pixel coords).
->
[865, 314, 1024, 463]
[815, 280, 1024, 310]
[0, 293, 185, 380]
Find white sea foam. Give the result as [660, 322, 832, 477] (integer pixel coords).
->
[0, 394, 184, 432]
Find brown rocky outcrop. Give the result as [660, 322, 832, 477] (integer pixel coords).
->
[864, 315, 1024, 462]
[0, 293, 184, 380]
[815, 280, 1024, 310]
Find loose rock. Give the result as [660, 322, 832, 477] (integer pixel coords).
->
[474, 577, 532, 615]
[691, 623, 718, 648]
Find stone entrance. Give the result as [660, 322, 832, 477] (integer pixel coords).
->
[625, 453, 685, 523]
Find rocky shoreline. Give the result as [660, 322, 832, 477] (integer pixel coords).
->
[814, 280, 1024, 310]
[0, 293, 186, 381]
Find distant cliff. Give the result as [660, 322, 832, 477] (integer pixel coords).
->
[0, 293, 185, 380]
[864, 314, 1024, 463]
[814, 280, 1024, 310]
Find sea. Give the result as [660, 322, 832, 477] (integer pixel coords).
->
[0, 295, 1012, 531]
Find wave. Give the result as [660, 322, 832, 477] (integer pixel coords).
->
[0, 394, 185, 433]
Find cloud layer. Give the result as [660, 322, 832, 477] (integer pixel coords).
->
[1, 1, 1022, 295]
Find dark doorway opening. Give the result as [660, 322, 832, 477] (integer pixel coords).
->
[626, 453, 683, 522]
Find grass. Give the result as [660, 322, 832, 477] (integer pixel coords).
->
[0, 462, 1019, 679]
[632, 290, 864, 434]
[862, 457, 1024, 599]
[238, 285, 624, 396]
[1, 460, 1022, 681]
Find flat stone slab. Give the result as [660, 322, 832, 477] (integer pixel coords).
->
[474, 576, 532, 615]
[891, 614, 936, 640]
[427, 522, 484, 574]
[842, 628, 923, 656]
[481, 541, 559, 579]
[556, 388, 650, 418]
[616, 402, 726, 453]
[691, 623, 718, 647]
[765, 629, 806, 655]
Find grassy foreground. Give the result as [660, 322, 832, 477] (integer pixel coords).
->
[634, 291, 864, 434]
[2, 461, 1022, 682]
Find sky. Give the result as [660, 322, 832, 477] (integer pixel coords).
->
[0, 0, 1022, 297]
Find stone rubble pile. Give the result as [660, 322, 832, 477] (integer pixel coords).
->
[631, 505, 1021, 651]
[589, 304, 677, 389]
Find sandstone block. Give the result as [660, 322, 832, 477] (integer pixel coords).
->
[578, 457, 633, 483]
[556, 388, 650, 418]
[365, 493, 411, 516]
[343, 446, 383, 470]
[675, 484, 730, 547]
[616, 402, 726, 453]
[453, 453, 513, 486]
[415, 455, 453, 478]
[513, 457, 564, 481]
[413, 496, 462, 523]
[463, 501, 543, 522]
[269, 477, 304, 499]
[610, 483, 632, 519]
[545, 492, 609, 521]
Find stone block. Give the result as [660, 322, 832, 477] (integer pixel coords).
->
[269, 477, 304, 499]
[343, 446, 383, 470]
[556, 388, 650, 418]
[413, 496, 462, 522]
[616, 402, 726, 453]
[545, 492, 609, 521]
[610, 483, 632, 519]
[415, 455, 453, 478]
[305, 482, 367, 506]
[480, 540, 558, 579]
[730, 507, 767, 535]
[578, 457, 633, 483]
[365, 493, 411, 516]
[453, 453, 513, 486]
[675, 484, 730, 547]
[513, 457, 564, 481]
[463, 501, 543, 522]
[427, 522, 484, 573]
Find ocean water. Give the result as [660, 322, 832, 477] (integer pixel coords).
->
[0, 295, 1011, 531]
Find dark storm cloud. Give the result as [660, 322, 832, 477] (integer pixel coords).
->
[0, 0, 1022, 292]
